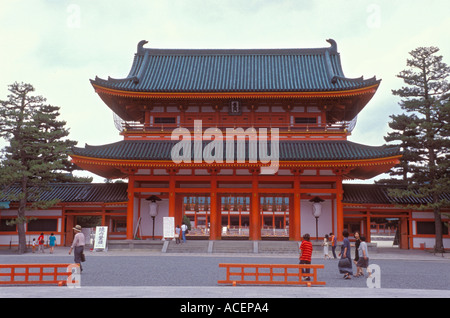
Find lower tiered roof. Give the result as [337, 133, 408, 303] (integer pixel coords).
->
[70, 139, 400, 179]
[73, 139, 398, 161]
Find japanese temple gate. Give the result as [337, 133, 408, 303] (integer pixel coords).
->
[71, 39, 402, 242]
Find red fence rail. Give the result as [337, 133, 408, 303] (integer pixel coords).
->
[0, 264, 74, 286]
[218, 263, 325, 286]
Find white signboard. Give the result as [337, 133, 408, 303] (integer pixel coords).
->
[163, 217, 175, 239]
[94, 226, 108, 251]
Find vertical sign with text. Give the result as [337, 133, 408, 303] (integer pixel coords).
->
[163, 217, 175, 240]
[94, 226, 108, 251]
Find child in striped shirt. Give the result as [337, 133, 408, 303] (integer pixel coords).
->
[299, 233, 313, 281]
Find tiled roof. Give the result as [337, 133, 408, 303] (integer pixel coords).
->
[91, 39, 380, 93]
[342, 184, 450, 205]
[0, 183, 128, 203]
[72, 139, 400, 161]
[2, 183, 447, 207]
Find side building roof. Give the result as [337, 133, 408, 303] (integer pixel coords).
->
[2, 183, 447, 208]
[0, 183, 128, 204]
[342, 183, 450, 205]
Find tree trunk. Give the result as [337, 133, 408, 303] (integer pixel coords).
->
[17, 177, 28, 254]
[433, 193, 444, 253]
[17, 215, 27, 254]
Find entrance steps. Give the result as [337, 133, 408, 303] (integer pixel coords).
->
[164, 240, 209, 253]
[107, 239, 377, 254]
[107, 240, 163, 251]
[165, 240, 261, 254]
[212, 240, 254, 254]
[259, 240, 299, 254]
[163, 240, 301, 254]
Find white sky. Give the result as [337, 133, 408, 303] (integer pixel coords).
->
[1, 0, 449, 183]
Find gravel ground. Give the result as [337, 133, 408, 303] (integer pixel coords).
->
[1, 252, 449, 290]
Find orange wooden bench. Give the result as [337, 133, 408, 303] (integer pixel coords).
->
[218, 263, 325, 287]
[0, 264, 76, 286]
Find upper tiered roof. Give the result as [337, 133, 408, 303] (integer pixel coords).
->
[91, 39, 379, 94]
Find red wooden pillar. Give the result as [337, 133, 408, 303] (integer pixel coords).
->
[288, 169, 302, 241]
[408, 209, 413, 250]
[250, 169, 261, 240]
[168, 170, 176, 218]
[209, 169, 220, 240]
[126, 173, 135, 239]
[336, 175, 344, 241]
[144, 110, 151, 128]
[64, 209, 74, 247]
[366, 208, 371, 243]
[174, 194, 183, 229]
[399, 216, 409, 249]
[291, 171, 301, 241]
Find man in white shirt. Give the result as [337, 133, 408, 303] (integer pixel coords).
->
[69, 225, 85, 272]
[181, 223, 188, 243]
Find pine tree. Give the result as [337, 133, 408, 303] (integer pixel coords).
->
[0, 82, 91, 254]
[384, 47, 450, 253]
[382, 113, 423, 183]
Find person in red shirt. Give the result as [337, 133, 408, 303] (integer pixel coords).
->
[37, 233, 45, 253]
[299, 233, 313, 281]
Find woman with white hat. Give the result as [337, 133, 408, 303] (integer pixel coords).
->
[68, 225, 85, 272]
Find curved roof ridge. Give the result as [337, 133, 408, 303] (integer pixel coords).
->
[134, 39, 339, 56]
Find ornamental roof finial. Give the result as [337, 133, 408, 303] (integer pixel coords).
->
[137, 40, 148, 54]
[326, 39, 337, 53]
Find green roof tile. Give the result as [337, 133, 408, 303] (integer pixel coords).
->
[72, 140, 400, 161]
[91, 39, 380, 93]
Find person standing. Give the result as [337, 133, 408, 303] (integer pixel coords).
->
[356, 235, 370, 277]
[68, 225, 85, 272]
[338, 230, 353, 279]
[31, 238, 37, 253]
[37, 233, 45, 253]
[175, 225, 181, 244]
[299, 233, 313, 281]
[181, 222, 188, 243]
[48, 233, 56, 254]
[322, 234, 331, 260]
[329, 232, 337, 259]
[353, 232, 361, 266]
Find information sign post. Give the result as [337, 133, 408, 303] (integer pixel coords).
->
[163, 217, 175, 241]
[93, 226, 108, 252]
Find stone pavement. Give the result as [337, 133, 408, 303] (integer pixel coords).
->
[1, 285, 449, 298]
[5, 243, 446, 260]
[1, 244, 449, 299]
